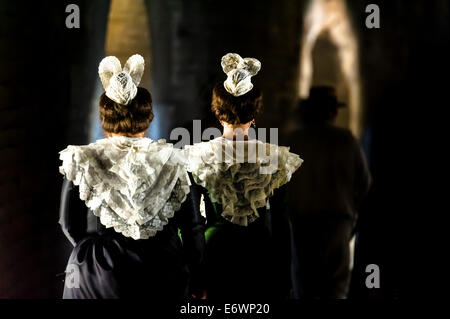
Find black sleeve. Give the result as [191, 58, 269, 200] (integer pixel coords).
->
[58, 178, 88, 246]
[269, 184, 293, 298]
[174, 173, 206, 291]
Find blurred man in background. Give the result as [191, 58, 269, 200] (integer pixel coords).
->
[286, 86, 371, 299]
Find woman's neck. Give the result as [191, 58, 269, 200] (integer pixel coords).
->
[108, 132, 145, 138]
[222, 123, 251, 139]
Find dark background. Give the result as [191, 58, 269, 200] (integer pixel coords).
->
[0, 0, 447, 298]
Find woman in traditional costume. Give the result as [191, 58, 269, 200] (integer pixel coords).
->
[186, 53, 303, 299]
[58, 54, 205, 299]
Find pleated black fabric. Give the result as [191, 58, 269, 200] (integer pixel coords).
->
[59, 176, 205, 299]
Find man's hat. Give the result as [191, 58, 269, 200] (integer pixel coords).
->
[301, 86, 346, 110]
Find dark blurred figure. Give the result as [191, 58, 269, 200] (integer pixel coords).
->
[285, 86, 371, 299]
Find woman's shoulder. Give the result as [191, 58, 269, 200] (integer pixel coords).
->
[185, 138, 303, 226]
[185, 137, 303, 172]
[60, 137, 188, 166]
[58, 136, 191, 240]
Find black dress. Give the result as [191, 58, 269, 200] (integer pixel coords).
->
[59, 176, 205, 299]
[185, 137, 302, 300]
[199, 185, 292, 300]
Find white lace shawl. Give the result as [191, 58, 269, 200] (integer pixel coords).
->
[185, 137, 303, 226]
[59, 136, 190, 240]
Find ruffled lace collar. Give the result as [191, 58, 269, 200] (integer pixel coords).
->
[59, 136, 190, 239]
[186, 137, 303, 226]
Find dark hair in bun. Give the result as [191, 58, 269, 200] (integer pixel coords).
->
[99, 87, 153, 134]
[211, 83, 262, 125]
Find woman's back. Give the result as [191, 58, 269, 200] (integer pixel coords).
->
[186, 137, 301, 299]
[59, 136, 204, 299]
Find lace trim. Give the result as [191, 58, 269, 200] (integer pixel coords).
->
[186, 138, 303, 226]
[59, 136, 190, 239]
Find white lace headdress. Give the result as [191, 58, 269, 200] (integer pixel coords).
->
[221, 53, 261, 97]
[98, 54, 145, 105]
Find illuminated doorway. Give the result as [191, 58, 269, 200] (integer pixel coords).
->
[299, 0, 362, 137]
